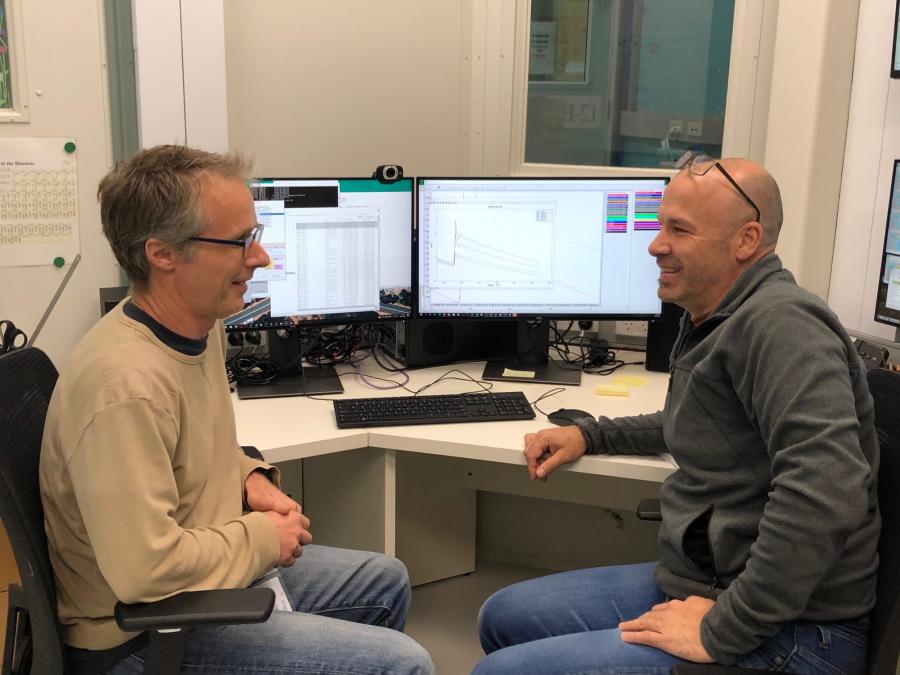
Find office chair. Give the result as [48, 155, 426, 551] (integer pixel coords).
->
[0, 347, 274, 675]
[637, 366, 900, 675]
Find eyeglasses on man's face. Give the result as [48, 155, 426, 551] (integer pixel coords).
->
[675, 152, 761, 224]
[189, 223, 265, 257]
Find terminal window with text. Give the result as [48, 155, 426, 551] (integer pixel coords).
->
[416, 177, 666, 319]
[226, 178, 413, 331]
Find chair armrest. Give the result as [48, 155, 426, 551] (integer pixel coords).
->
[637, 498, 662, 521]
[114, 587, 274, 632]
[672, 666, 767, 674]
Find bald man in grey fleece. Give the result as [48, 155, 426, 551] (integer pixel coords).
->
[473, 156, 879, 675]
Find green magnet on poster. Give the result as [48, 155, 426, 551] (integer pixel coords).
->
[64, 141, 76, 153]
[53, 256, 65, 267]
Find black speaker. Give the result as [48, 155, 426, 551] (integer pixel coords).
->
[401, 319, 517, 367]
[645, 302, 685, 372]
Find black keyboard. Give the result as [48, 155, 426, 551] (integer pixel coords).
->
[333, 391, 535, 428]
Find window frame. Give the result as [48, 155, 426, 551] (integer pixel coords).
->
[0, 0, 30, 123]
[506, 0, 768, 177]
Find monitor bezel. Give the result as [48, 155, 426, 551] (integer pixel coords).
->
[874, 160, 900, 328]
[225, 176, 415, 332]
[892, 0, 900, 79]
[413, 175, 668, 322]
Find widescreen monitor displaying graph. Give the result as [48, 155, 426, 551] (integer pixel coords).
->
[225, 178, 413, 331]
[415, 177, 667, 320]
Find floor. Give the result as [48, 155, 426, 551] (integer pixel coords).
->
[405, 560, 550, 675]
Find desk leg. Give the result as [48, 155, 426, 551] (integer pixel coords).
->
[384, 449, 396, 557]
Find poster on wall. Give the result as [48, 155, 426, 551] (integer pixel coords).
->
[0, 137, 80, 267]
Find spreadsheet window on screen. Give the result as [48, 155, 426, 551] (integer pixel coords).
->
[226, 178, 413, 330]
[416, 177, 666, 319]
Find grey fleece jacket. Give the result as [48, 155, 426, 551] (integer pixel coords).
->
[576, 254, 880, 665]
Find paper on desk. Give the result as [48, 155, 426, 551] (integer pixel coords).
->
[502, 368, 535, 379]
[594, 384, 630, 397]
[612, 374, 648, 387]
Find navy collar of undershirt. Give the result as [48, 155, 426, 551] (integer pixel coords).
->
[123, 301, 208, 356]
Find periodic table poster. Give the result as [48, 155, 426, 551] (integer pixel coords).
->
[0, 137, 80, 267]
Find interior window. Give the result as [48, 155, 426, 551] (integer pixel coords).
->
[525, 0, 735, 169]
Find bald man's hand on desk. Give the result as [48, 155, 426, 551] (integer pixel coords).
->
[523, 426, 588, 480]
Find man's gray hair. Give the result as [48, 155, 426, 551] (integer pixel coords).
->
[98, 145, 253, 289]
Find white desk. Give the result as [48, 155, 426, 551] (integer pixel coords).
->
[233, 358, 674, 584]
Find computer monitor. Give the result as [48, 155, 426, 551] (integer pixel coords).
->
[415, 176, 667, 384]
[874, 160, 900, 332]
[227, 177, 413, 397]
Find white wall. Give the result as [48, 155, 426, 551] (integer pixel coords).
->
[762, 0, 860, 300]
[223, 0, 467, 177]
[829, 0, 900, 343]
[0, 0, 118, 366]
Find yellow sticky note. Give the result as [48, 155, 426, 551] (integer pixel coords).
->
[594, 384, 630, 397]
[501, 368, 535, 379]
[613, 375, 648, 387]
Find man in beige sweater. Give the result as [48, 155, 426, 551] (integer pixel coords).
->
[40, 145, 433, 674]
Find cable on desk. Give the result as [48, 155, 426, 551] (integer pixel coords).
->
[338, 350, 413, 392]
[370, 342, 408, 373]
[583, 355, 645, 375]
[529, 387, 566, 418]
[549, 322, 644, 375]
[228, 354, 280, 386]
[551, 322, 615, 371]
[302, 324, 363, 367]
[412, 369, 495, 397]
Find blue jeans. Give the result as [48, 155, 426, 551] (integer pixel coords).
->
[109, 545, 434, 674]
[474, 562, 868, 675]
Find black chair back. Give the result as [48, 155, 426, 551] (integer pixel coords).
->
[0, 347, 65, 674]
[866, 367, 900, 675]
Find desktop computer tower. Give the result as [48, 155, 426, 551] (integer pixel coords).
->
[394, 319, 518, 368]
[645, 302, 685, 372]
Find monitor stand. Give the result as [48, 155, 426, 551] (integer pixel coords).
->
[481, 319, 581, 386]
[235, 329, 344, 399]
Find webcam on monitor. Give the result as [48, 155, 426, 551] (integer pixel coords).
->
[373, 164, 404, 183]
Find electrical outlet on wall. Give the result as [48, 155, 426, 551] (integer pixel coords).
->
[615, 320, 648, 338]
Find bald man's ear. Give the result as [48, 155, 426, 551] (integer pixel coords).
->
[734, 221, 765, 262]
[145, 238, 180, 274]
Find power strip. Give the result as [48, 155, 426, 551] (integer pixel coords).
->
[615, 320, 648, 338]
